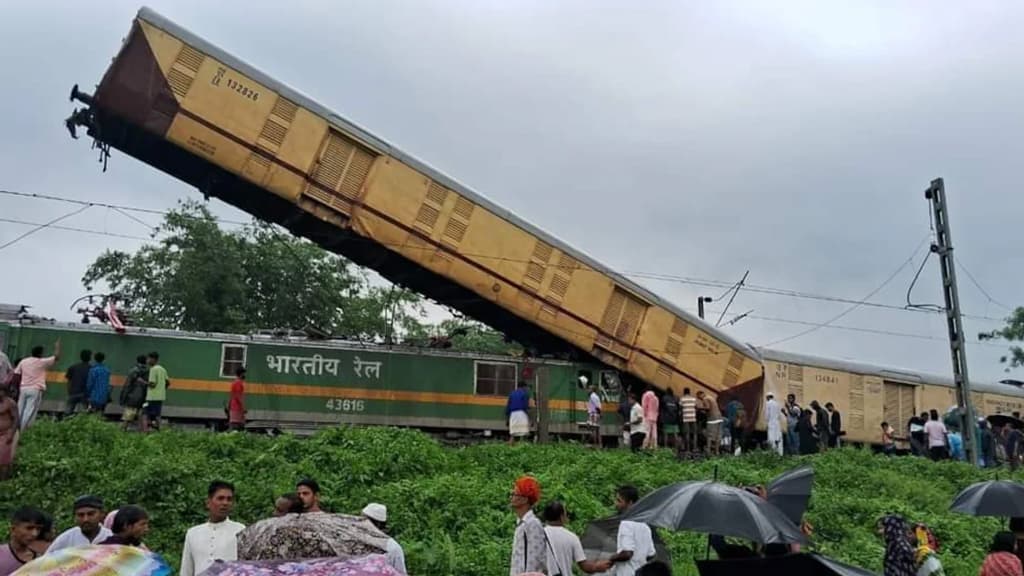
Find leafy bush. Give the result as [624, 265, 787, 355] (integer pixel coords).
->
[0, 418, 1015, 575]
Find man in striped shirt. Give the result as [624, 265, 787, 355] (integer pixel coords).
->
[679, 388, 698, 454]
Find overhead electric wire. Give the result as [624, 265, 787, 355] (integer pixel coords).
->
[0, 205, 92, 251]
[761, 237, 931, 348]
[0, 188, 1009, 325]
[956, 256, 1014, 312]
[0, 217, 154, 242]
[904, 250, 944, 312]
[0, 210, 1010, 356]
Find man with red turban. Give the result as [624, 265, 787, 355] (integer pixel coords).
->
[509, 476, 547, 576]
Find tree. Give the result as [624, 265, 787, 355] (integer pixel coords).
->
[82, 200, 425, 338]
[979, 307, 1024, 370]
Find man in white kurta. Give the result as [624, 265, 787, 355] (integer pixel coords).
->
[766, 394, 784, 456]
[362, 503, 407, 575]
[180, 482, 245, 576]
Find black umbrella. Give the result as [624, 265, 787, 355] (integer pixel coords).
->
[766, 465, 814, 526]
[988, 414, 1024, 430]
[951, 480, 1024, 517]
[621, 481, 807, 544]
[696, 553, 878, 576]
[580, 517, 672, 565]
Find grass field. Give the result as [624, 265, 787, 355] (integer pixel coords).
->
[0, 418, 1015, 575]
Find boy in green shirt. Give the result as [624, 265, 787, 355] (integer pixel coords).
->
[142, 352, 168, 433]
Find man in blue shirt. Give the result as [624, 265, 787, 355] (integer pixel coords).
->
[87, 352, 112, 413]
[506, 381, 531, 444]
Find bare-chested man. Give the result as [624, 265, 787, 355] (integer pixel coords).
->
[0, 384, 19, 480]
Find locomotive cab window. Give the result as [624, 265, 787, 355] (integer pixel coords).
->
[475, 361, 518, 396]
[220, 344, 247, 378]
[600, 370, 622, 399]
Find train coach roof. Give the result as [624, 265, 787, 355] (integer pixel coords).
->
[3, 320, 577, 365]
[134, 6, 761, 365]
[759, 347, 1024, 398]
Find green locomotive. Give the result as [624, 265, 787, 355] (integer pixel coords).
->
[0, 319, 623, 438]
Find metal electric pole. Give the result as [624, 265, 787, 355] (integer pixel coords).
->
[697, 297, 712, 320]
[924, 178, 977, 466]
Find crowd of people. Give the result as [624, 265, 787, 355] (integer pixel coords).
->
[572, 380, 847, 457]
[0, 479, 406, 576]
[880, 514, 1024, 576]
[0, 343, 251, 479]
[542, 377, 1023, 471]
[509, 477, 667, 576]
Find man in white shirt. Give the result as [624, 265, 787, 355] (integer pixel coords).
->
[48, 495, 111, 552]
[628, 392, 647, 453]
[765, 394, 784, 456]
[361, 503, 407, 575]
[180, 481, 245, 576]
[607, 486, 655, 576]
[586, 378, 602, 446]
[542, 501, 605, 575]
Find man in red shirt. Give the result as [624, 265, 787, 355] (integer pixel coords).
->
[228, 367, 246, 431]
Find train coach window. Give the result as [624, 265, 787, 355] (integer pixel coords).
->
[475, 361, 518, 396]
[220, 344, 247, 378]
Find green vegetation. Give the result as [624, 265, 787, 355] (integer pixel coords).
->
[0, 419, 1015, 575]
[980, 306, 1024, 369]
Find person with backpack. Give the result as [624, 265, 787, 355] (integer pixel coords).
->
[119, 355, 149, 432]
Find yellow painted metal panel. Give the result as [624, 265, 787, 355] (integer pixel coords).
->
[165, 114, 249, 174]
[139, 21, 182, 76]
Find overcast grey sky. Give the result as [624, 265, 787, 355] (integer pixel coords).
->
[1, 1, 1020, 382]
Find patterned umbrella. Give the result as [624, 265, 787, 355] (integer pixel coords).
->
[236, 512, 388, 561]
[13, 544, 171, 576]
[201, 554, 401, 576]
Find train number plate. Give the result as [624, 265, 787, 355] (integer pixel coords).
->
[325, 398, 366, 412]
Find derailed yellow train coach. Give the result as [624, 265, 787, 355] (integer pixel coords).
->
[66, 8, 764, 403]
